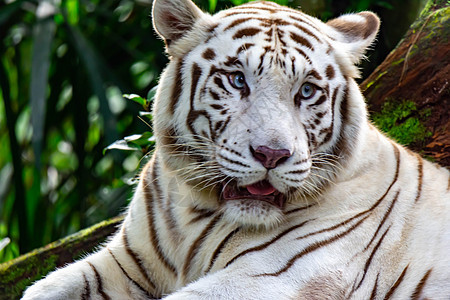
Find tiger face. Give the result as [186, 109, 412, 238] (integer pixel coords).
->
[152, 0, 379, 228]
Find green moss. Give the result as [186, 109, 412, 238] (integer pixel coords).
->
[365, 71, 387, 89]
[372, 100, 432, 146]
[422, 7, 450, 43]
[391, 58, 405, 66]
[0, 216, 123, 299]
[419, 0, 449, 18]
[0, 254, 58, 299]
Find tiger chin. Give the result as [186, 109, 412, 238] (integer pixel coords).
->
[23, 0, 450, 299]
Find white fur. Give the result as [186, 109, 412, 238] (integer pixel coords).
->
[23, 1, 449, 299]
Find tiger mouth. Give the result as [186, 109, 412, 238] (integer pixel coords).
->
[221, 180, 286, 209]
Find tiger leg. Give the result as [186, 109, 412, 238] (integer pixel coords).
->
[22, 241, 154, 300]
[162, 267, 337, 300]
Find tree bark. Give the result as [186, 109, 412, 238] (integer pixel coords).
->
[361, 1, 449, 166]
[0, 216, 123, 300]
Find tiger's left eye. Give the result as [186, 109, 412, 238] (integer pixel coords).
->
[300, 83, 316, 99]
[228, 72, 246, 89]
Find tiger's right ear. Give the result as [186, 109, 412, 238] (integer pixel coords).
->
[326, 12, 380, 65]
[152, 0, 205, 47]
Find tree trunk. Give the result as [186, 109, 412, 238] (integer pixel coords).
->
[0, 1, 448, 299]
[0, 216, 123, 300]
[361, 1, 449, 166]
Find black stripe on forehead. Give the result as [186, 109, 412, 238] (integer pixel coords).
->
[233, 27, 262, 39]
[288, 14, 322, 33]
[294, 48, 312, 65]
[291, 23, 322, 44]
[236, 43, 255, 55]
[290, 32, 313, 50]
[222, 10, 261, 18]
[306, 69, 323, 81]
[224, 56, 243, 67]
[228, 5, 277, 14]
[223, 16, 291, 32]
[224, 17, 253, 31]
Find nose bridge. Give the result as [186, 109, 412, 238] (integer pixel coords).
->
[249, 82, 289, 127]
[246, 89, 295, 151]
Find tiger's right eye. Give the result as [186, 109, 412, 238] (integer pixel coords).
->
[228, 72, 246, 90]
[300, 83, 316, 100]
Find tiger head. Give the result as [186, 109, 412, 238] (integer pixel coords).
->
[151, 0, 379, 229]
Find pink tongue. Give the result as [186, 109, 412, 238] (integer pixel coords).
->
[246, 181, 276, 196]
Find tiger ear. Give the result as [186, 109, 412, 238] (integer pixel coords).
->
[152, 0, 205, 46]
[326, 12, 380, 64]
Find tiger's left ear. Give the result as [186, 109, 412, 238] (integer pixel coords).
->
[326, 12, 380, 64]
[152, 0, 205, 47]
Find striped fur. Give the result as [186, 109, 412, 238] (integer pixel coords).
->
[23, 1, 450, 299]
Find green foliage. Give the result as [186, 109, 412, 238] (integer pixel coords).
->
[372, 100, 432, 146]
[105, 90, 155, 154]
[0, 0, 416, 265]
[0, 0, 165, 263]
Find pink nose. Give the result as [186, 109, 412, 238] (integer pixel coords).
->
[251, 146, 291, 169]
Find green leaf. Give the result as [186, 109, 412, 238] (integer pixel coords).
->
[30, 9, 56, 171]
[103, 139, 141, 154]
[30, 0, 58, 250]
[208, 0, 218, 12]
[0, 238, 10, 252]
[0, 164, 13, 216]
[124, 86, 156, 112]
[145, 85, 158, 111]
[123, 94, 146, 106]
[65, 0, 79, 25]
[139, 111, 153, 121]
[230, 0, 247, 6]
[0, 49, 30, 254]
[147, 85, 157, 101]
[67, 23, 118, 144]
[103, 132, 154, 154]
[124, 132, 155, 147]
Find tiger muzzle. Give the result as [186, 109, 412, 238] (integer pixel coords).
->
[221, 180, 286, 209]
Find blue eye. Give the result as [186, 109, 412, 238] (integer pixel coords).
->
[228, 72, 246, 89]
[300, 83, 316, 99]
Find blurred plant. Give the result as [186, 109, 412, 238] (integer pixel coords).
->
[0, 0, 166, 262]
[0, 0, 415, 264]
[105, 90, 156, 155]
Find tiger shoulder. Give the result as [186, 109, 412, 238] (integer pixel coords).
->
[23, 0, 450, 299]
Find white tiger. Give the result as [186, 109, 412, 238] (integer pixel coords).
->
[23, 0, 450, 299]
